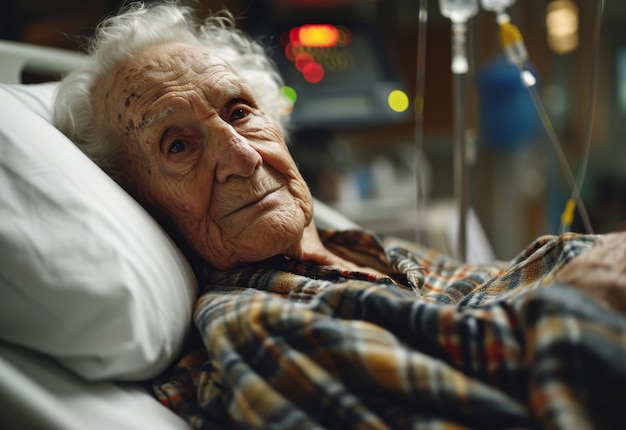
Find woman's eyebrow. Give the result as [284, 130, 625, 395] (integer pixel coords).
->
[225, 97, 247, 109]
[140, 107, 176, 130]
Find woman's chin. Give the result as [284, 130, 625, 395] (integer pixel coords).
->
[198, 189, 313, 269]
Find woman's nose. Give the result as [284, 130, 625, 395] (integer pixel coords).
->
[213, 123, 262, 183]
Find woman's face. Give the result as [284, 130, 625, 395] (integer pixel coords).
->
[92, 42, 313, 270]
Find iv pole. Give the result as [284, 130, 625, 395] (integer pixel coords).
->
[439, 0, 478, 261]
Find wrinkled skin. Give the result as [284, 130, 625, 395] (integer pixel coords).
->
[91, 42, 330, 270]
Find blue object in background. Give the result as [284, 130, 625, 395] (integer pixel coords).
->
[476, 57, 541, 153]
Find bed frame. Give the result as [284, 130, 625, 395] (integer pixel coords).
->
[0, 40, 89, 84]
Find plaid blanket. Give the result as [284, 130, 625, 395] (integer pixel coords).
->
[154, 231, 626, 429]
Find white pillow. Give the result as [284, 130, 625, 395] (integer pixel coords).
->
[0, 82, 197, 382]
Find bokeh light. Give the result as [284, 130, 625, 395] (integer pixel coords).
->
[546, 0, 579, 54]
[284, 42, 297, 61]
[282, 86, 298, 104]
[281, 86, 297, 113]
[295, 24, 339, 48]
[336, 26, 352, 47]
[302, 62, 325, 83]
[295, 52, 315, 71]
[388, 90, 409, 113]
[284, 24, 355, 84]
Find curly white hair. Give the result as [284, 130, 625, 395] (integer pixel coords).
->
[53, 1, 290, 189]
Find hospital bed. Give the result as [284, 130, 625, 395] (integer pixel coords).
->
[4, 29, 626, 430]
[0, 40, 359, 430]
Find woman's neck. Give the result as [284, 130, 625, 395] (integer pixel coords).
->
[286, 222, 384, 275]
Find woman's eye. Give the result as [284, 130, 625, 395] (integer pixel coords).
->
[230, 107, 247, 122]
[169, 140, 187, 154]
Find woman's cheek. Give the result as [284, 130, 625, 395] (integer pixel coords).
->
[245, 117, 312, 207]
[244, 126, 299, 173]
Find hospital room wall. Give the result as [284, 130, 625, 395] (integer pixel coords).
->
[2, 0, 624, 259]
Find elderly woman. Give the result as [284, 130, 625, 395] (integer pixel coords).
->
[54, 2, 626, 429]
[53, 2, 364, 274]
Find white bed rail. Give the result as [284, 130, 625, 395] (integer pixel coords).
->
[0, 40, 88, 84]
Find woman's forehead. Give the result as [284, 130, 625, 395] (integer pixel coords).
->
[127, 43, 238, 87]
[97, 43, 230, 92]
[137, 43, 223, 69]
[99, 42, 248, 119]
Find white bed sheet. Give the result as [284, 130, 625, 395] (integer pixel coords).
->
[0, 341, 191, 430]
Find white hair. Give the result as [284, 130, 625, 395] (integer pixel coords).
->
[53, 1, 290, 189]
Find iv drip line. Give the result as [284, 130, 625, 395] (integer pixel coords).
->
[488, 5, 594, 234]
[439, 0, 479, 262]
[563, 0, 604, 234]
[525, 84, 592, 233]
[413, 0, 429, 245]
[452, 31, 470, 262]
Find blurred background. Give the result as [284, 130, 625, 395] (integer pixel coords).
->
[2, 0, 625, 260]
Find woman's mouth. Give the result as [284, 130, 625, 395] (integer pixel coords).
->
[224, 187, 282, 218]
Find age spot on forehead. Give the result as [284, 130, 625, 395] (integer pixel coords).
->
[124, 91, 139, 108]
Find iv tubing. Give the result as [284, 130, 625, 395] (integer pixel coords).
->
[454, 65, 469, 262]
[526, 82, 593, 234]
[414, 0, 429, 244]
[438, 1, 478, 261]
[451, 21, 470, 262]
[494, 13, 594, 234]
[562, 0, 604, 234]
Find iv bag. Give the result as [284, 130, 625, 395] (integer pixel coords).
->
[439, 0, 479, 23]
[480, 0, 515, 12]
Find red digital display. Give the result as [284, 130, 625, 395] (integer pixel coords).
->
[283, 24, 353, 84]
